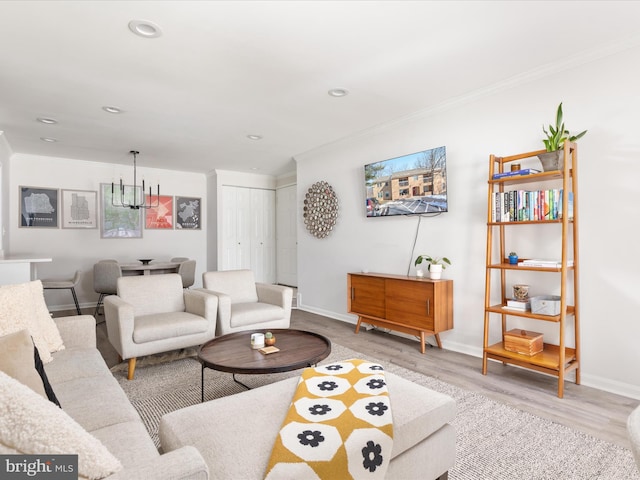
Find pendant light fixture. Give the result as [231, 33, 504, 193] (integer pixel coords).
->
[112, 150, 160, 210]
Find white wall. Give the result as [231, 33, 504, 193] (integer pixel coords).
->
[295, 45, 640, 399]
[8, 153, 207, 310]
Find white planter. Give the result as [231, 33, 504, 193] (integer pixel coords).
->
[429, 264, 443, 279]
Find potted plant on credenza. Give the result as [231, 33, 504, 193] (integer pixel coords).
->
[415, 255, 451, 280]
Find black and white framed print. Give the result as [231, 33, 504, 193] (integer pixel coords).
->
[61, 189, 98, 229]
[175, 196, 201, 229]
[19, 186, 59, 228]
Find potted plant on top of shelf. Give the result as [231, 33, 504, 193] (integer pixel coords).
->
[508, 251, 519, 265]
[415, 255, 451, 280]
[539, 102, 587, 172]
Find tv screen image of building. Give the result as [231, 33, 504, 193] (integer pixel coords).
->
[364, 146, 447, 217]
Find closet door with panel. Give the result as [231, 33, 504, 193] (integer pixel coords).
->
[251, 188, 276, 284]
[221, 185, 276, 284]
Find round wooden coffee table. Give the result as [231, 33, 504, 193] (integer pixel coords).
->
[197, 329, 331, 401]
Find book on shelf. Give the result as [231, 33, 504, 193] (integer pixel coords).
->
[506, 298, 531, 309]
[502, 305, 530, 311]
[492, 168, 541, 180]
[491, 188, 573, 222]
[519, 259, 574, 267]
[503, 299, 531, 311]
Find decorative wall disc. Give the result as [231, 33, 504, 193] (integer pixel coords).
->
[303, 181, 339, 239]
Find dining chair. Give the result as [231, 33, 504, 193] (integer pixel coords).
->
[176, 259, 196, 289]
[93, 260, 122, 317]
[41, 270, 82, 315]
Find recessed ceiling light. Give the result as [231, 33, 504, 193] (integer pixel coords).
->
[102, 106, 122, 114]
[128, 19, 162, 38]
[37, 117, 57, 125]
[247, 134, 263, 140]
[40, 137, 57, 143]
[328, 88, 349, 97]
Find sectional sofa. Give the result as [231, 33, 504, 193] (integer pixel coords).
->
[0, 280, 456, 479]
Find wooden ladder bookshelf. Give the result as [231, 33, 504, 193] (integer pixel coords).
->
[481, 140, 580, 398]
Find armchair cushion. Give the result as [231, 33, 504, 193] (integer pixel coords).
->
[133, 313, 209, 343]
[230, 303, 288, 330]
[117, 274, 186, 316]
[203, 269, 259, 303]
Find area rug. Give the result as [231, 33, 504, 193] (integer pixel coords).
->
[113, 344, 639, 480]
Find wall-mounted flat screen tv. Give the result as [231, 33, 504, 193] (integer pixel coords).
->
[364, 145, 448, 217]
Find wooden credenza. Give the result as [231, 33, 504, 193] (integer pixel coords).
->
[347, 272, 453, 353]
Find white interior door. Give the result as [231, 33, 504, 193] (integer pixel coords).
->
[251, 188, 276, 284]
[276, 184, 297, 287]
[221, 186, 251, 271]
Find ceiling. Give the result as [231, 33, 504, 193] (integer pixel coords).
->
[1, 1, 640, 176]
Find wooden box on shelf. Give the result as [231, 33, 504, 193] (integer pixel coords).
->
[504, 329, 543, 356]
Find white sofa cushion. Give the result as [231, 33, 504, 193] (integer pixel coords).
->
[28, 280, 65, 354]
[0, 371, 122, 479]
[0, 329, 47, 398]
[0, 281, 64, 363]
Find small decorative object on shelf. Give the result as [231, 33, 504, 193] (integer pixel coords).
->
[504, 329, 543, 356]
[264, 331, 276, 346]
[508, 252, 518, 265]
[414, 255, 451, 280]
[530, 295, 561, 315]
[512, 284, 529, 301]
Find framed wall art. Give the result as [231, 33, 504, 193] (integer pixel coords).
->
[100, 183, 143, 238]
[19, 186, 59, 228]
[61, 189, 97, 229]
[175, 196, 201, 229]
[145, 195, 174, 229]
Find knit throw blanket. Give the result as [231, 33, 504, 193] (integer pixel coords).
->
[264, 358, 393, 479]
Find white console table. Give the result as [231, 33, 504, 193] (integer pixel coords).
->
[0, 256, 52, 286]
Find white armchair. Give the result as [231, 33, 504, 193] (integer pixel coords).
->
[104, 273, 218, 380]
[201, 269, 292, 336]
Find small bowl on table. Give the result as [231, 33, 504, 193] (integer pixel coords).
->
[138, 259, 153, 265]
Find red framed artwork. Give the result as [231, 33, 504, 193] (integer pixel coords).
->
[145, 195, 174, 229]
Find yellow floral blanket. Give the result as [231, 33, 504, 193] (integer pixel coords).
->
[264, 359, 393, 479]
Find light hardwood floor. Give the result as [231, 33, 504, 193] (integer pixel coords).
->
[65, 307, 638, 451]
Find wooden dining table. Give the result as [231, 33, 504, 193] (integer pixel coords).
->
[119, 261, 180, 276]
